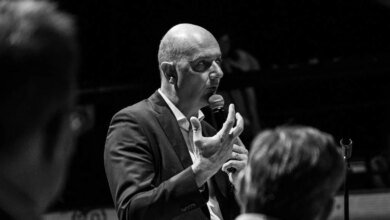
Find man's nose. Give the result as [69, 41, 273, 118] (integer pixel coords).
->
[209, 61, 223, 80]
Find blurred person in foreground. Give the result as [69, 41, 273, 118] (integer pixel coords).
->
[0, 0, 80, 219]
[104, 23, 248, 220]
[235, 126, 345, 220]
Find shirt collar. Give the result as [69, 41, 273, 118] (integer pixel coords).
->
[236, 213, 279, 220]
[158, 89, 204, 131]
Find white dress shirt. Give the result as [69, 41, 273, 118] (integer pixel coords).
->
[158, 89, 223, 220]
[235, 213, 278, 220]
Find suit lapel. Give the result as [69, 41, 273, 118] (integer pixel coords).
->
[212, 169, 229, 198]
[200, 120, 233, 201]
[199, 119, 230, 198]
[149, 91, 193, 169]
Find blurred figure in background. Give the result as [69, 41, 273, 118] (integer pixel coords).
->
[219, 34, 261, 74]
[218, 33, 261, 146]
[235, 126, 345, 220]
[0, 0, 80, 219]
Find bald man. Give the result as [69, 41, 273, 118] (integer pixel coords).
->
[104, 24, 248, 220]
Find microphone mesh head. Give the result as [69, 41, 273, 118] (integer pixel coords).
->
[208, 94, 224, 110]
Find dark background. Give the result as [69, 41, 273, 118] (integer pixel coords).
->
[51, 0, 390, 211]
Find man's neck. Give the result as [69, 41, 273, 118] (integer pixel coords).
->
[178, 103, 200, 120]
[160, 88, 200, 119]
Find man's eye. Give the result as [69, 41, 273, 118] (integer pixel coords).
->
[215, 58, 222, 66]
[193, 60, 212, 72]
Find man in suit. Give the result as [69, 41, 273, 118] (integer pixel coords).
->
[235, 126, 346, 220]
[0, 0, 80, 219]
[104, 23, 248, 220]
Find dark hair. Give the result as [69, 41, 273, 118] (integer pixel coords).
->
[237, 126, 345, 220]
[0, 0, 79, 149]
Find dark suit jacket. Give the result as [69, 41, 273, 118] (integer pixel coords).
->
[104, 91, 239, 220]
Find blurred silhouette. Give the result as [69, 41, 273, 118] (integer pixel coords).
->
[235, 126, 346, 220]
[218, 33, 261, 146]
[0, 0, 80, 219]
[369, 154, 390, 188]
[376, 0, 390, 8]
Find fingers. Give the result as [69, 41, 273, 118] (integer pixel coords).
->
[190, 117, 202, 140]
[229, 112, 244, 138]
[226, 144, 248, 174]
[234, 137, 244, 146]
[230, 151, 247, 161]
[222, 160, 246, 173]
[232, 144, 248, 155]
[216, 105, 244, 147]
[220, 104, 236, 136]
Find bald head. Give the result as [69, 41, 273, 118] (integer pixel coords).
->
[158, 23, 219, 66]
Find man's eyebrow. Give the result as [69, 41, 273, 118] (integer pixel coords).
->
[191, 54, 221, 62]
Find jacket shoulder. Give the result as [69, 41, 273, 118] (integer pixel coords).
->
[111, 99, 154, 121]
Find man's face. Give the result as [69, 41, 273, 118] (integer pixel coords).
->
[175, 34, 223, 109]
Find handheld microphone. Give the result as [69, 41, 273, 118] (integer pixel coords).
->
[208, 94, 236, 173]
[208, 94, 225, 130]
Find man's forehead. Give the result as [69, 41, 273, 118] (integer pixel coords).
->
[173, 30, 217, 45]
[176, 34, 220, 58]
[190, 47, 221, 61]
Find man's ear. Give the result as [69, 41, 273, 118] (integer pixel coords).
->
[160, 61, 176, 84]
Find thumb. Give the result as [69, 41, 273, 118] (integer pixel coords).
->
[190, 117, 202, 138]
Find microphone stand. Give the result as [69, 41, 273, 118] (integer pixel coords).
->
[340, 138, 353, 220]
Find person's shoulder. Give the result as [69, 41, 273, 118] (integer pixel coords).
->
[235, 48, 260, 70]
[120, 99, 150, 113]
[112, 98, 153, 121]
[236, 49, 256, 60]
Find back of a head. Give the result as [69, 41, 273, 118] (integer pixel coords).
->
[237, 126, 345, 220]
[0, 0, 79, 151]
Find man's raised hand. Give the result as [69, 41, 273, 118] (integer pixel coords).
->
[190, 104, 244, 187]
